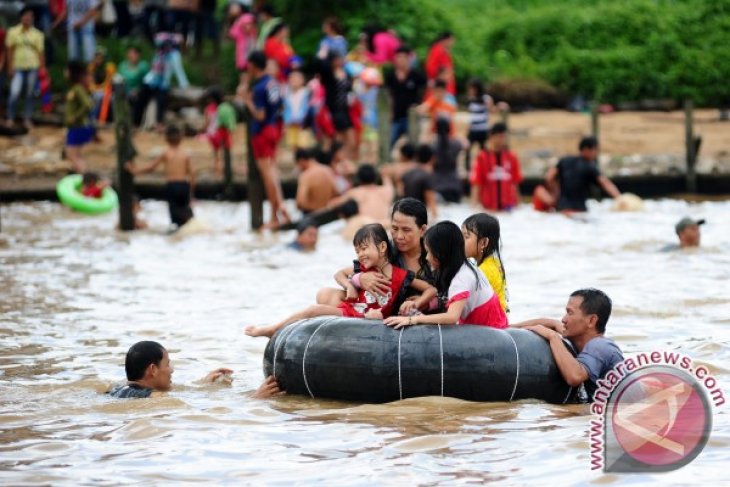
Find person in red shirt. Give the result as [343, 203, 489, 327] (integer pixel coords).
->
[470, 123, 523, 211]
[80, 171, 107, 198]
[425, 32, 455, 97]
[263, 22, 295, 82]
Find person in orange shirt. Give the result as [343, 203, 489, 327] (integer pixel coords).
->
[418, 79, 456, 135]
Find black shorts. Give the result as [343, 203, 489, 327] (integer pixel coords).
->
[468, 130, 488, 146]
[331, 109, 353, 132]
[166, 181, 193, 227]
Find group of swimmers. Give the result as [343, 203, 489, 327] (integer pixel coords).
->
[110, 197, 625, 404]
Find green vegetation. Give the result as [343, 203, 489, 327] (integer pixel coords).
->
[46, 0, 729, 107]
[276, 0, 730, 106]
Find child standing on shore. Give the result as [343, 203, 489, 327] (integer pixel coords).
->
[384, 221, 508, 329]
[125, 125, 195, 229]
[282, 69, 311, 148]
[64, 60, 95, 173]
[462, 213, 509, 314]
[245, 223, 437, 338]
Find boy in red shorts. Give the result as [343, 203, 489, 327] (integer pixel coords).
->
[244, 50, 290, 227]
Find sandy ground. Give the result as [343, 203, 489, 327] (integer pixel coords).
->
[1, 109, 729, 191]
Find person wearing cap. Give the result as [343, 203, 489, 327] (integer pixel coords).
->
[5, 7, 45, 129]
[535, 136, 621, 212]
[665, 217, 705, 250]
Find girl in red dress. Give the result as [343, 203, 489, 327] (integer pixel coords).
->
[245, 223, 436, 338]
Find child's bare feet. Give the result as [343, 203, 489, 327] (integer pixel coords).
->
[245, 325, 275, 338]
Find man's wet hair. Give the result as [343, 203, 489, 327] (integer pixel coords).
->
[416, 144, 433, 164]
[125, 341, 165, 381]
[357, 164, 377, 185]
[434, 79, 447, 90]
[295, 147, 312, 161]
[296, 218, 317, 234]
[570, 288, 612, 334]
[399, 142, 415, 160]
[579, 136, 599, 151]
[395, 46, 412, 55]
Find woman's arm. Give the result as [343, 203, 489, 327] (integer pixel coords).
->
[385, 298, 467, 329]
[399, 279, 437, 314]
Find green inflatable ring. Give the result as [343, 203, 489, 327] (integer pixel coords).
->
[56, 174, 119, 215]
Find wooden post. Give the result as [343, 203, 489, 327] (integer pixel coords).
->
[377, 88, 391, 165]
[244, 109, 264, 230]
[684, 99, 697, 193]
[407, 105, 420, 145]
[113, 79, 137, 231]
[223, 145, 234, 199]
[590, 100, 600, 142]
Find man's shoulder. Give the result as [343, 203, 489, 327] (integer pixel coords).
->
[584, 335, 623, 356]
[108, 383, 153, 399]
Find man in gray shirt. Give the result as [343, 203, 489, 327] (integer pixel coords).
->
[524, 288, 623, 402]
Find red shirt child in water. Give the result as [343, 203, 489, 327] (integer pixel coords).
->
[80, 172, 108, 199]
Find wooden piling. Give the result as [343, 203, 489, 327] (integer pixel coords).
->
[590, 101, 600, 142]
[684, 99, 697, 193]
[223, 145, 234, 199]
[377, 88, 391, 165]
[112, 79, 137, 231]
[244, 109, 264, 230]
[407, 106, 420, 145]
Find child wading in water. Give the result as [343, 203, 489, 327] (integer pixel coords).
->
[462, 213, 509, 314]
[125, 125, 195, 229]
[246, 223, 437, 338]
[384, 221, 508, 329]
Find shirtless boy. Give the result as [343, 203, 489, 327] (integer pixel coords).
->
[331, 164, 396, 239]
[126, 125, 195, 228]
[294, 148, 339, 213]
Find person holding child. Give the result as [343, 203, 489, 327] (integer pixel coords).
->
[245, 223, 437, 338]
[384, 220, 508, 329]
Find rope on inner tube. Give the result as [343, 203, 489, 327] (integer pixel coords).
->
[398, 327, 404, 400]
[302, 318, 336, 399]
[272, 319, 302, 377]
[505, 332, 520, 402]
[561, 386, 574, 404]
[438, 324, 444, 397]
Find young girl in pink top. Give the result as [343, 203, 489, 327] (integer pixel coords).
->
[228, 4, 256, 86]
[384, 220, 508, 330]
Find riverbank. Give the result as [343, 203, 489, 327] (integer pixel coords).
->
[1, 109, 728, 201]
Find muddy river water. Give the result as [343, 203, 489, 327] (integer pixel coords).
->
[1, 199, 728, 485]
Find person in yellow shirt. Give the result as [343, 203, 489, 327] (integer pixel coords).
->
[5, 7, 45, 129]
[461, 213, 510, 315]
